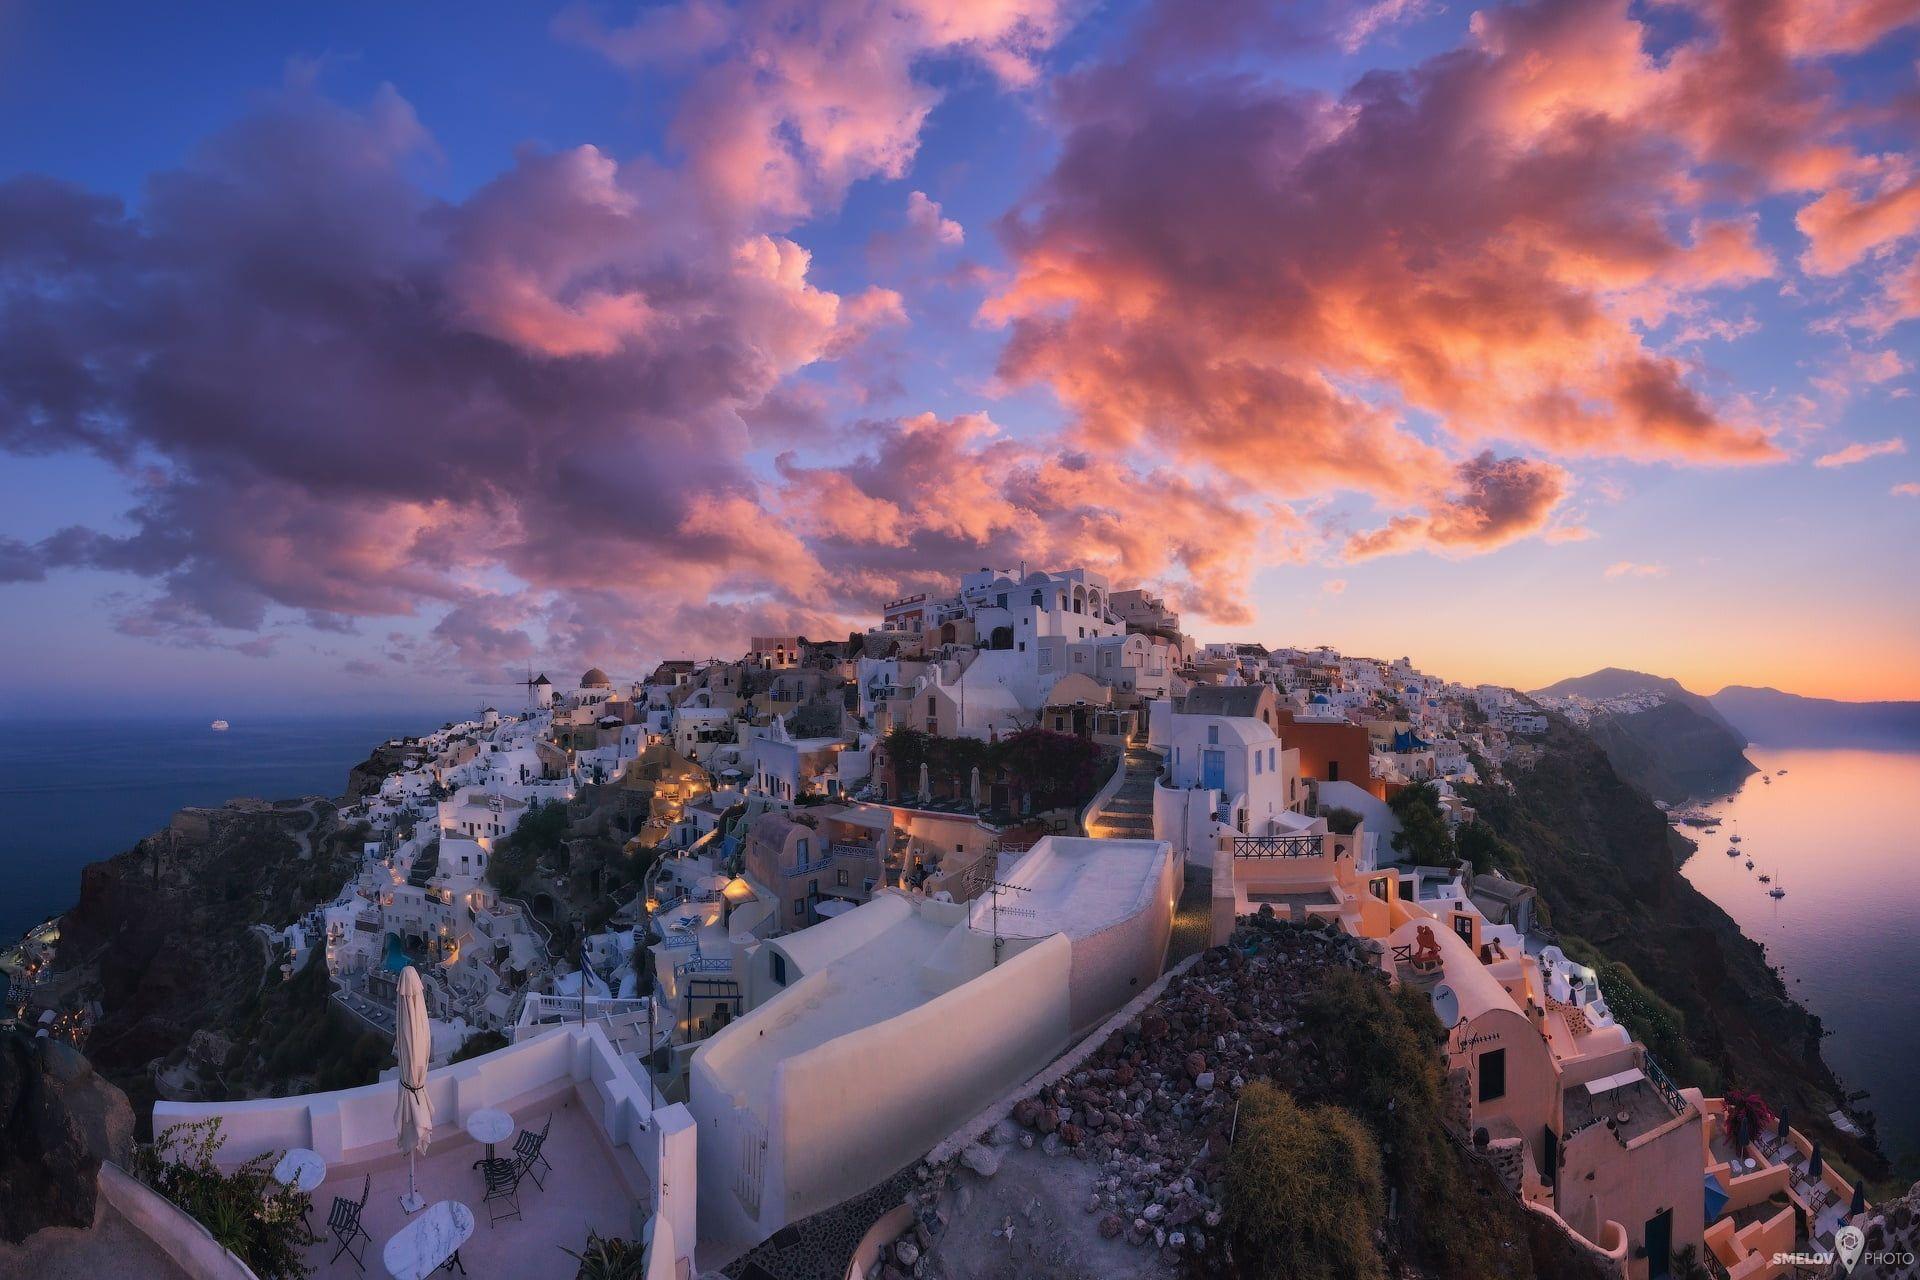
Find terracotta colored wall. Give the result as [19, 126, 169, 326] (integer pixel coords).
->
[1275, 715, 1382, 798]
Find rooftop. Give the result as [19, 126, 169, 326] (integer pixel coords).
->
[302, 1098, 641, 1280]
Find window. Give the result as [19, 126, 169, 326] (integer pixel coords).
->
[795, 837, 809, 862]
[1207, 726, 1219, 745]
[1477, 1048, 1507, 1103]
[771, 952, 787, 986]
[1268, 747, 1276, 771]
[792, 897, 806, 918]
[1254, 752, 1263, 776]
[1328, 761, 1340, 782]
[837, 869, 848, 886]
[927, 696, 936, 716]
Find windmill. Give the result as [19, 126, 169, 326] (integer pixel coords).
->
[517, 665, 552, 710]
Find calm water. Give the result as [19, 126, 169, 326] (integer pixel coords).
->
[1679, 745, 1920, 1163]
[0, 712, 464, 946]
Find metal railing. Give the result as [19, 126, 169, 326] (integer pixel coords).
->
[1231, 833, 1326, 859]
[1643, 1053, 1690, 1118]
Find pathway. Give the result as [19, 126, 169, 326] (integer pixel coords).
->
[1085, 745, 1161, 840]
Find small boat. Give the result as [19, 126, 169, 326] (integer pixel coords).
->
[1730, 834, 1742, 844]
[1762, 776, 1771, 785]
[210, 719, 230, 732]
[1745, 859, 1754, 869]
[1776, 769, 1787, 776]
[1758, 874, 1771, 883]
[1769, 885, 1786, 899]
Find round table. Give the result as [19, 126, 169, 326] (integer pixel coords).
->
[272, 1147, 326, 1194]
[464, 1108, 514, 1164]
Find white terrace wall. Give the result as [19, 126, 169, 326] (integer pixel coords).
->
[153, 1023, 698, 1270]
[773, 931, 1073, 1232]
[1062, 846, 1179, 1034]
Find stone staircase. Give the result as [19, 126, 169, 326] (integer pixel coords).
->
[1086, 743, 1161, 840]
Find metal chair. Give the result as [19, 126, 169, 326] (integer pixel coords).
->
[327, 1173, 371, 1271]
[512, 1113, 553, 1189]
[481, 1157, 523, 1226]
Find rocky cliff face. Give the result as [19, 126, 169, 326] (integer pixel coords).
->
[1466, 720, 1883, 1183]
[0, 1034, 133, 1243]
[55, 798, 365, 1113]
[1582, 697, 1756, 803]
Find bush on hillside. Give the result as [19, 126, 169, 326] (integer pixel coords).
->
[1225, 1080, 1386, 1280]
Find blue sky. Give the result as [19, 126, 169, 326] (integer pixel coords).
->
[1, 0, 1917, 714]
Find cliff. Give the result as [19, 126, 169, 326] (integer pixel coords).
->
[1463, 717, 1885, 1184]
[1711, 685, 1920, 750]
[54, 797, 374, 1116]
[1535, 668, 1755, 802]
[1582, 698, 1755, 803]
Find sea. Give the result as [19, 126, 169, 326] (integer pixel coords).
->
[0, 711, 467, 948]
[1679, 744, 1920, 1165]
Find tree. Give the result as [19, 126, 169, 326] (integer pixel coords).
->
[1387, 781, 1454, 866]
[1454, 820, 1520, 875]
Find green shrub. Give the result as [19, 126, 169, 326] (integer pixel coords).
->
[1225, 1080, 1386, 1280]
[131, 1118, 315, 1279]
[563, 1229, 648, 1279]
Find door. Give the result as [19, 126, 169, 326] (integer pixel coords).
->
[1202, 749, 1227, 791]
[1644, 1208, 1672, 1279]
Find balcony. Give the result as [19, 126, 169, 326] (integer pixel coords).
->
[1230, 833, 1326, 859]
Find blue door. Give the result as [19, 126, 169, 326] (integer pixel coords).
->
[1202, 749, 1226, 791]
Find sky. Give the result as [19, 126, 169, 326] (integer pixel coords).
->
[2, 0, 1919, 715]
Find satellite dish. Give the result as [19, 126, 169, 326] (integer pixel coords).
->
[1431, 984, 1462, 1029]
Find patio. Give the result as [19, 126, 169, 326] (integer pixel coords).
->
[303, 1099, 645, 1279]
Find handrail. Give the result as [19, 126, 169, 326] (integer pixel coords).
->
[1231, 833, 1327, 859]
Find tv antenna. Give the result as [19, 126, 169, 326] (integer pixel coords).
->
[973, 872, 1032, 966]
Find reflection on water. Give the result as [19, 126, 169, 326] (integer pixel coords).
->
[1680, 745, 1920, 1163]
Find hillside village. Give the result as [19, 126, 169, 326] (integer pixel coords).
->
[6, 566, 1877, 1280]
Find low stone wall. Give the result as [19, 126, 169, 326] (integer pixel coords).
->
[97, 1162, 259, 1280]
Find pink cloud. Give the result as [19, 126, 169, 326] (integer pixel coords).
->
[1604, 560, 1667, 578]
[1814, 437, 1907, 467]
[557, 0, 1070, 224]
[1344, 453, 1569, 560]
[1893, 482, 1920, 496]
[988, 0, 1809, 491]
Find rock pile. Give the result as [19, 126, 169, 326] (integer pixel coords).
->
[883, 914, 1384, 1277]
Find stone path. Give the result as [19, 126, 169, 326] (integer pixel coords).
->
[1086, 746, 1160, 841]
[725, 1165, 919, 1280]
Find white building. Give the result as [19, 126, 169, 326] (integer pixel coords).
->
[689, 835, 1177, 1254]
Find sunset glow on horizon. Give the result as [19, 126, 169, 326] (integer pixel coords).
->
[2, 0, 1919, 711]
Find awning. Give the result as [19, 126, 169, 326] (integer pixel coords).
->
[1584, 1067, 1647, 1096]
[815, 898, 860, 918]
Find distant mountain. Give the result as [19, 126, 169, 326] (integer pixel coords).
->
[1710, 685, 1920, 749]
[1533, 668, 1755, 802]
[1534, 668, 1748, 742]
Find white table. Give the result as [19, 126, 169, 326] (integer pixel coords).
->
[382, 1200, 473, 1280]
[272, 1147, 326, 1194]
[464, 1108, 514, 1164]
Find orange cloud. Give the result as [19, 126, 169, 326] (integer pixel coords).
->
[990, 0, 1797, 493]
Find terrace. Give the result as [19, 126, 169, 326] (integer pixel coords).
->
[151, 1021, 697, 1280]
[302, 1101, 637, 1280]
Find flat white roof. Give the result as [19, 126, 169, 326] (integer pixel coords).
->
[968, 836, 1171, 942]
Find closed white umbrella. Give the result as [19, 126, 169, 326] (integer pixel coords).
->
[394, 965, 434, 1214]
